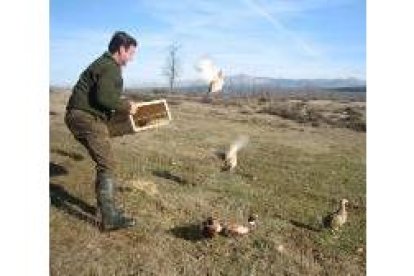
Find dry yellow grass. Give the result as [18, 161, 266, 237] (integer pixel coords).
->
[50, 89, 366, 275]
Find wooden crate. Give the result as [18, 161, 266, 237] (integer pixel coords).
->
[108, 99, 172, 137]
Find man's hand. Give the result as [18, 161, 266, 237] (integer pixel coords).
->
[118, 99, 138, 115]
[129, 102, 139, 115]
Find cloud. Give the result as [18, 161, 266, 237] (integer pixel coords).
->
[135, 0, 326, 63]
[241, 0, 321, 58]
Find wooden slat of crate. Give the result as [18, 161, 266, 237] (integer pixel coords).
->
[108, 99, 171, 137]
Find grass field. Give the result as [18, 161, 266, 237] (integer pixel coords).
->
[50, 90, 366, 275]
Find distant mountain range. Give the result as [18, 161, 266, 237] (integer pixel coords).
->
[178, 74, 366, 90]
[228, 74, 365, 88]
[51, 74, 366, 94]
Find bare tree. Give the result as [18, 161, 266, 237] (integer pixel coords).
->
[163, 43, 180, 93]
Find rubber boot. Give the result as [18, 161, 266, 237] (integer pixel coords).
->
[95, 172, 136, 231]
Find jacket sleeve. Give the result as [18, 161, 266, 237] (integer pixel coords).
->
[95, 66, 126, 112]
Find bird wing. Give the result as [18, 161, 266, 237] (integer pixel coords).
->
[227, 135, 249, 157]
[196, 58, 219, 83]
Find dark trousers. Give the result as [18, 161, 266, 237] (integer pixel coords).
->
[65, 109, 115, 175]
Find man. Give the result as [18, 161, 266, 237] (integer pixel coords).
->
[65, 31, 139, 232]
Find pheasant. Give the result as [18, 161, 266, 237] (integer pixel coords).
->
[222, 214, 258, 236]
[201, 216, 223, 238]
[208, 70, 224, 94]
[323, 198, 349, 232]
[196, 58, 224, 94]
[222, 135, 249, 172]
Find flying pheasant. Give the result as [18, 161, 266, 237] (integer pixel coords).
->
[323, 198, 349, 232]
[195, 58, 224, 94]
[222, 135, 249, 172]
[208, 70, 224, 94]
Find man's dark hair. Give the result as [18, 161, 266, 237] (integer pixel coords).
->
[108, 31, 137, 54]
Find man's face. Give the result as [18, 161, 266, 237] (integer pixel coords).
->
[119, 45, 136, 66]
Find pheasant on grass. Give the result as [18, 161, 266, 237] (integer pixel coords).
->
[222, 214, 258, 236]
[322, 198, 349, 232]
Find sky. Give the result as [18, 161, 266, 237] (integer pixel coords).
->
[50, 0, 366, 87]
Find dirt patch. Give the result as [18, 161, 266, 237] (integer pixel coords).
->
[123, 178, 159, 196]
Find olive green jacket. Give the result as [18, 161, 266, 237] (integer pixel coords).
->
[66, 52, 125, 120]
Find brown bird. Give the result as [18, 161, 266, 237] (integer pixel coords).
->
[201, 216, 223, 238]
[323, 199, 349, 232]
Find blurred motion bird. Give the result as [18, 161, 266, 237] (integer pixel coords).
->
[209, 70, 224, 94]
[323, 198, 349, 232]
[195, 58, 224, 94]
[223, 135, 249, 172]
